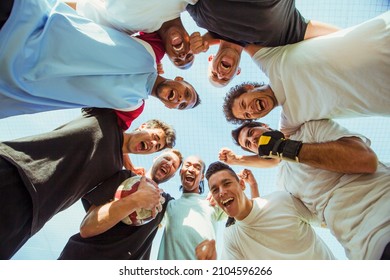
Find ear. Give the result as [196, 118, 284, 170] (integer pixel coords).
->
[174, 76, 184, 82]
[243, 84, 255, 92]
[236, 67, 241, 76]
[138, 123, 147, 130]
[239, 179, 246, 191]
[208, 54, 214, 62]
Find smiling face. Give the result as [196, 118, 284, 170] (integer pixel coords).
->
[150, 151, 181, 184]
[126, 128, 166, 154]
[163, 24, 194, 69]
[231, 85, 277, 120]
[208, 170, 250, 220]
[180, 156, 204, 193]
[155, 77, 198, 110]
[208, 48, 241, 87]
[238, 125, 271, 154]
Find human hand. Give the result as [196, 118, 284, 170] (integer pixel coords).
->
[190, 32, 209, 54]
[157, 62, 164, 75]
[219, 147, 240, 165]
[206, 191, 217, 207]
[238, 169, 257, 186]
[133, 176, 161, 213]
[195, 239, 217, 260]
[258, 130, 302, 162]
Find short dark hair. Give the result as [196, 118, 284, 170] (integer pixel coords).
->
[183, 80, 201, 109]
[223, 81, 264, 124]
[205, 161, 239, 182]
[231, 121, 267, 153]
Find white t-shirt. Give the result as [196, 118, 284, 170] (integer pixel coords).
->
[221, 192, 335, 260]
[277, 119, 390, 259]
[252, 11, 390, 136]
[77, 0, 198, 34]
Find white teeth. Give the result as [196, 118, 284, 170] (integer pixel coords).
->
[256, 99, 263, 111]
[160, 166, 167, 174]
[221, 61, 231, 70]
[173, 42, 184, 52]
[221, 197, 233, 205]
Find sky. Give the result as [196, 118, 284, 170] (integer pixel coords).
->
[0, 0, 389, 260]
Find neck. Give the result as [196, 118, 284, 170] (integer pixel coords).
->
[235, 197, 253, 221]
[151, 75, 166, 97]
[220, 40, 243, 54]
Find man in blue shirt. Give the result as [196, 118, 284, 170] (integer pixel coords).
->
[0, 0, 200, 119]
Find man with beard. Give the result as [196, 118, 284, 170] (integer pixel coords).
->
[0, 0, 200, 119]
[73, 0, 198, 70]
[157, 155, 227, 259]
[58, 149, 183, 260]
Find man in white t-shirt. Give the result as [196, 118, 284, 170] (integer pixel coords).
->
[195, 161, 335, 260]
[223, 11, 390, 136]
[74, 0, 198, 69]
[220, 120, 390, 260]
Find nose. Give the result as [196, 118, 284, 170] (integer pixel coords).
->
[178, 52, 185, 59]
[217, 72, 226, 79]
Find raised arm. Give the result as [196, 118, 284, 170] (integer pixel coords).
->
[79, 177, 161, 238]
[298, 137, 378, 174]
[190, 31, 220, 54]
[259, 131, 378, 174]
[238, 169, 260, 198]
[219, 147, 280, 168]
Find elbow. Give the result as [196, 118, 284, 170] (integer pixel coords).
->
[79, 227, 92, 239]
[356, 152, 378, 174]
[364, 154, 378, 174]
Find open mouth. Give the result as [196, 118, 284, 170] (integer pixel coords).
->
[140, 141, 149, 151]
[221, 61, 231, 70]
[168, 90, 175, 101]
[184, 174, 195, 184]
[171, 35, 184, 52]
[256, 99, 266, 112]
[159, 165, 168, 175]
[221, 197, 234, 208]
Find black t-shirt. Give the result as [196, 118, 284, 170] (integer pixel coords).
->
[0, 108, 124, 235]
[186, 0, 308, 47]
[58, 170, 173, 260]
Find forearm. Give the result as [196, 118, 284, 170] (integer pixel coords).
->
[304, 20, 340, 39]
[232, 155, 280, 168]
[299, 137, 378, 174]
[249, 183, 260, 198]
[203, 32, 221, 46]
[80, 197, 140, 238]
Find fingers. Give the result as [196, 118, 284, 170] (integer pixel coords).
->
[190, 32, 209, 54]
[195, 239, 216, 260]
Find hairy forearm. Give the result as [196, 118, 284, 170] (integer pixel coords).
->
[298, 137, 378, 174]
[233, 155, 280, 168]
[80, 197, 140, 238]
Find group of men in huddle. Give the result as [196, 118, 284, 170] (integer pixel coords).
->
[0, 0, 389, 260]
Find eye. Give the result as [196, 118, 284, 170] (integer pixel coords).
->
[244, 112, 251, 119]
[179, 103, 187, 110]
